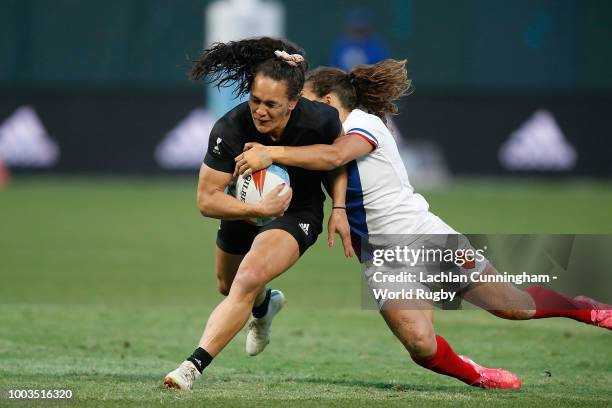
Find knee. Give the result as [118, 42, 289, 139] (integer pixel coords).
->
[493, 289, 536, 320]
[406, 326, 437, 360]
[387, 314, 436, 359]
[215, 268, 234, 296]
[216, 279, 231, 296]
[493, 309, 533, 320]
[231, 265, 266, 297]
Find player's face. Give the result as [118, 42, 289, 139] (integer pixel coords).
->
[249, 74, 297, 135]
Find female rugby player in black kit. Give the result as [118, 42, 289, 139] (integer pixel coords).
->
[163, 37, 353, 390]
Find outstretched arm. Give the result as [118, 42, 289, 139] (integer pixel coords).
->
[234, 133, 374, 175]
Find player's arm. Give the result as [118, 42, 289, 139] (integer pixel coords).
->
[197, 163, 291, 220]
[271, 132, 373, 170]
[235, 133, 373, 175]
[325, 166, 353, 257]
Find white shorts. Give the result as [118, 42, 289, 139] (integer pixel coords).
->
[363, 212, 489, 309]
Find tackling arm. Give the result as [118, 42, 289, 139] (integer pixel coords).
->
[235, 132, 374, 175]
[271, 132, 373, 170]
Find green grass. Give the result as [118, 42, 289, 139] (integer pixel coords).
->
[1, 177, 611, 407]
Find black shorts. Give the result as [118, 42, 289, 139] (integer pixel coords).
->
[216, 211, 322, 256]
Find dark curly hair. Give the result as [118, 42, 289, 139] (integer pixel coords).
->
[190, 37, 307, 100]
[305, 59, 412, 123]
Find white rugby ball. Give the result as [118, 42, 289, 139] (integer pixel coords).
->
[234, 164, 290, 226]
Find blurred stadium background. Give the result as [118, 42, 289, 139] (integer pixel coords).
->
[1, 0, 611, 178]
[1, 1, 611, 406]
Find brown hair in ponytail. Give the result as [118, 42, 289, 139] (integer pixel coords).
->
[305, 59, 412, 124]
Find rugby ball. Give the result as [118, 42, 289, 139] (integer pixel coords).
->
[234, 164, 290, 226]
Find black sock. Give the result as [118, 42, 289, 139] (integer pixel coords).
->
[252, 288, 272, 318]
[187, 347, 213, 374]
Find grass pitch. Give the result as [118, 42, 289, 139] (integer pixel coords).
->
[1, 177, 611, 407]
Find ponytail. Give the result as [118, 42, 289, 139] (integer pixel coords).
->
[306, 59, 412, 123]
[350, 59, 412, 122]
[190, 37, 307, 99]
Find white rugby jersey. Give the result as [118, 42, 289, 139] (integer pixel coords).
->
[343, 109, 430, 244]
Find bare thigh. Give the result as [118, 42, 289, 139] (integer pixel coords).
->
[230, 228, 301, 296]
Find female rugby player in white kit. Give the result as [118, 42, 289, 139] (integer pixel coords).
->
[235, 59, 611, 389]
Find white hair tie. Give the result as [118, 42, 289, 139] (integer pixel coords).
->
[274, 50, 304, 67]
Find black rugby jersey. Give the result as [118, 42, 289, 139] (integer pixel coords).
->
[203, 97, 342, 220]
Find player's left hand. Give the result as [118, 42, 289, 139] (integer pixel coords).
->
[327, 208, 353, 258]
[234, 144, 272, 177]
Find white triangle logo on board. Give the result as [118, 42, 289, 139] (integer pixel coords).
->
[499, 109, 576, 171]
[0, 106, 59, 167]
[155, 108, 216, 169]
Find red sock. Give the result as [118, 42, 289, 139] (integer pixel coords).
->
[525, 286, 591, 322]
[412, 335, 480, 385]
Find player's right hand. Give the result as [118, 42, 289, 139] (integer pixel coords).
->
[257, 184, 292, 217]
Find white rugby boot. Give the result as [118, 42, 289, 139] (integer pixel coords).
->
[163, 360, 201, 390]
[246, 290, 286, 356]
